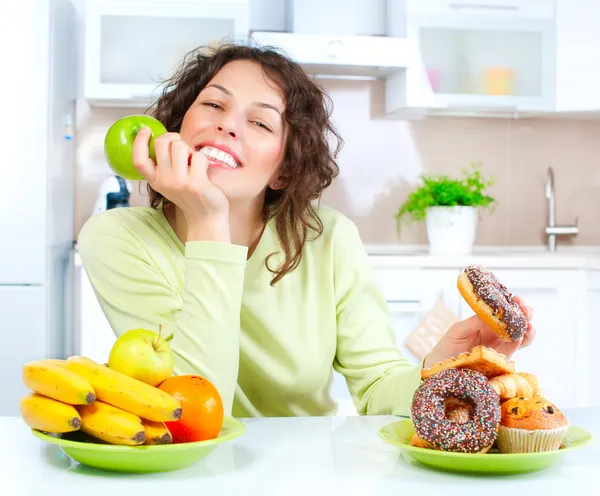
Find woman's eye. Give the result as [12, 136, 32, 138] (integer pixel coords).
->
[203, 102, 222, 110]
[252, 121, 272, 132]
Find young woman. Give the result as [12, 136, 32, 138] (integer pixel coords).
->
[78, 43, 535, 418]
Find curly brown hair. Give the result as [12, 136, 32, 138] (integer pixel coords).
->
[145, 41, 343, 285]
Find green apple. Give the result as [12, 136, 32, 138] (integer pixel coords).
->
[108, 327, 174, 386]
[104, 114, 167, 180]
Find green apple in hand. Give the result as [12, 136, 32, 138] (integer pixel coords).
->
[108, 326, 174, 386]
[104, 114, 167, 180]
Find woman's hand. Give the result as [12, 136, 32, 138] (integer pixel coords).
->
[423, 296, 536, 369]
[133, 127, 230, 242]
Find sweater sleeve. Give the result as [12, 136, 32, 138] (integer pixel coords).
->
[76, 212, 247, 416]
[331, 217, 422, 417]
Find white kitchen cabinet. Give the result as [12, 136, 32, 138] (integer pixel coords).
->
[585, 271, 600, 408]
[83, 0, 249, 106]
[386, 0, 556, 115]
[553, 0, 600, 113]
[75, 262, 116, 364]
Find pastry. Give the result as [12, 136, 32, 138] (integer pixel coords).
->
[457, 265, 528, 342]
[421, 345, 514, 380]
[410, 368, 501, 453]
[490, 372, 543, 401]
[496, 396, 568, 453]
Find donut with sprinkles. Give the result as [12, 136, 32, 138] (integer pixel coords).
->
[457, 264, 528, 342]
[410, 368, 501, 453]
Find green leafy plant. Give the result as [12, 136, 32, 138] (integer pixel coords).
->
[395, 162, 497, 235]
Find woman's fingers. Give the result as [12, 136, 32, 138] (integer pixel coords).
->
[189, 150, 209, 187]
[153, 132, 181, 174]
[514, 295, 534, 321]
[132, 126, 157, 183]
[520, 324, 536, 348]
[170, 139, 192, 183]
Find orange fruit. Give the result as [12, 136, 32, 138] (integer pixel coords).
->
[157, 375, 224, 443]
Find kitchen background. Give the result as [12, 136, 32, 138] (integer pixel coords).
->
[3, 0, 600, 416]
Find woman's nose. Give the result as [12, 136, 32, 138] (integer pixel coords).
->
[216, 125, 237, 139]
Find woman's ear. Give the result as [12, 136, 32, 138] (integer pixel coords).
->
[269, 174, 288, 191]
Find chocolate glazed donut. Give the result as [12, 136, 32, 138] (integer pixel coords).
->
[410, 368, 501, 453]
[457, 264, 528, 342]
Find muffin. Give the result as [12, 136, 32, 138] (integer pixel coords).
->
[496, 396, 568, 453]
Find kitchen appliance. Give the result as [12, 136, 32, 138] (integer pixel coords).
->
[0, 0, 77, 415]
[92, 175, 131, 215]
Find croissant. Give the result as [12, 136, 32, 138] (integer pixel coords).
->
[490, 373, 543, 401]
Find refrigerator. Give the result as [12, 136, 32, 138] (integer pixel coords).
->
[0, 0, 78, 416]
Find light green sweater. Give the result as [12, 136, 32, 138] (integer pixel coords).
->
[77, 204, 422, 418]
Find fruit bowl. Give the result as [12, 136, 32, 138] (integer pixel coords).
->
[31, 416, 245, 473]
[379, 418, 593, 475]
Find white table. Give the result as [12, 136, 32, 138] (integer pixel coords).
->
[1, 409, 598, 496]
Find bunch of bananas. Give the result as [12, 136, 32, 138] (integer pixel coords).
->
[20, 356, 181, 446]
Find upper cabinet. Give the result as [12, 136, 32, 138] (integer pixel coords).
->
[80, 0, 600, 118]
[83, 0, 249, 107]
[386, 0, 600, 117]
[386, 0, 557, 116]
[553, 0, 600, 113]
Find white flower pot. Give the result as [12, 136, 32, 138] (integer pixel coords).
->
[425, 206, 478, 256]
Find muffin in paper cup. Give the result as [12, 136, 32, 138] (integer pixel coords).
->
[496, 396, 568, 453]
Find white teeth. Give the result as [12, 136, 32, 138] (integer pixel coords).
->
[197, 145, 240, 168]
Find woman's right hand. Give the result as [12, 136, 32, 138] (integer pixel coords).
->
[132, 126, 231, 242]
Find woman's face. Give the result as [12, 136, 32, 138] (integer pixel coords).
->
[179, 60, 287, 205]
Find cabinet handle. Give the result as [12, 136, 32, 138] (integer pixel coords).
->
[449, 3, 518, 11]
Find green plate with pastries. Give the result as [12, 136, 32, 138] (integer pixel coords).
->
[31, 416, 245, 473]
[378, 419, 593, 475]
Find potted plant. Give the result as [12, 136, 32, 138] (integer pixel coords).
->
[394, 162, 497, 255]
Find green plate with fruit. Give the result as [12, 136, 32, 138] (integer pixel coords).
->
[32, 416, 245, 473]
[379, 418, 593, 475]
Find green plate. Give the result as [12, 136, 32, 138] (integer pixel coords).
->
[31, 416, 245, 473]
[379, 418, 593, 475]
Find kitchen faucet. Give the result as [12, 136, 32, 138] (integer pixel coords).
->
[545, 166, 579, 252]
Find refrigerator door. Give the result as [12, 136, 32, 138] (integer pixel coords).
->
[0, 286, 47, 416]
[0, 0, 50, 285]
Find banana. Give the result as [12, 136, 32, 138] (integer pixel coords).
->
[64, 356, 182, 422]
[141, 419, 172, 445]
[20, 393, 82, 433]
[77, 400, 146, 446]
[22, 359, 96, 405]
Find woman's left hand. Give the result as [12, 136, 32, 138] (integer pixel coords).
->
[423, 296, 536, 369]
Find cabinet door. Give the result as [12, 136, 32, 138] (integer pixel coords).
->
[554, 0, 600, 112]
[0, 287, 47, 416]
[0, 0, 49, 284]
[585, 271, 600, 408]
[84, 0, 250, 105]
[459, 269, 582, 408]
[75, 264, 116, 364]
[403, 2, 555, 111]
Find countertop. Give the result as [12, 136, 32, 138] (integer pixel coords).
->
[2, 409, 597, 496]
[365, 244, 600, 269]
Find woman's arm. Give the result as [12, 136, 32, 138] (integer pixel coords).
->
[77, 212, 247, 416]
[331, 217, 422, 417]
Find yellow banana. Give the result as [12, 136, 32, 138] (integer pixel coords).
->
[22, 359, 96, 405]
[77, 400, 146, 446]
[142, 419, 172, 445]
[20, 393, 82, 433]
[64, 356, 182, 422]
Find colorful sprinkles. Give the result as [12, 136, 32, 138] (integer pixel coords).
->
[410, 368, 501, 453]
[464, 264, 528, 342]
